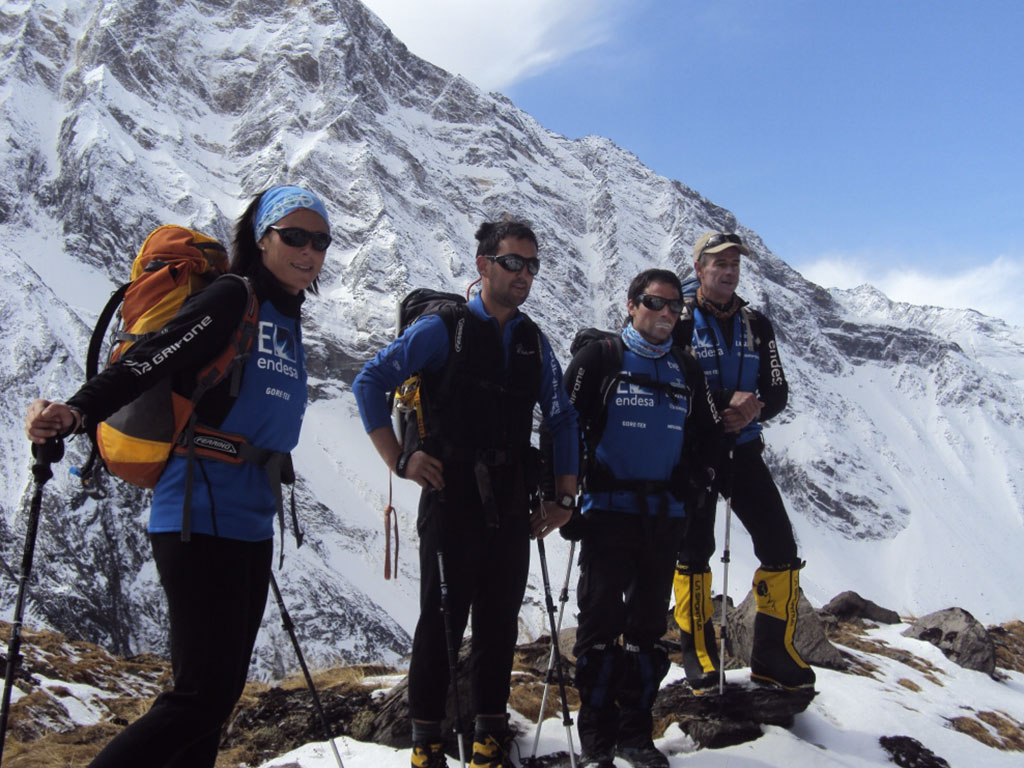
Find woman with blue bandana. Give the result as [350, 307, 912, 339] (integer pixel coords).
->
[25, 185, 330, 767]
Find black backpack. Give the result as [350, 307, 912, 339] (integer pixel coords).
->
[390, 289, 469, 453]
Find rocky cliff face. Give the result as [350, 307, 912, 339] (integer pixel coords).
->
[1, 0, 1022, 675]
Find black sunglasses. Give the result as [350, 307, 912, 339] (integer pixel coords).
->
[268, 226, 332, 252]
[699, 232, 744, 256]
[485, 253, 541, 276]
[638, 294, 684, 314]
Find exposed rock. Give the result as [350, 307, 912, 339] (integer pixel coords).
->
[901, 607, 996, 675]
[654, 680, 816, 748]
[222, 677, 379, 767]
[821, 590, 902, 624]
[878, 734, 951, 767]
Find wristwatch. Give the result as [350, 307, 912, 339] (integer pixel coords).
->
[555, 493, 575, 511]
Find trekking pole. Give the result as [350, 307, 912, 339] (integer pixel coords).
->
[718, 446, 735, 697]
[268, 573, 345, 768]
[528, 538, 577, 768]
[528, 538, 576, 765]
[434, 529, 468, 768]
[0, 437, 63, 761]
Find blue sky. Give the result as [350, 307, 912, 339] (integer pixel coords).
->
[361, 0, 1024, 326]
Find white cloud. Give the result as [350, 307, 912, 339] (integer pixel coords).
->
[360, 0, 619, 91]
[797, 253, 1024, 328]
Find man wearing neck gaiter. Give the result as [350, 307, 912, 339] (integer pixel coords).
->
[564, 269, 722, 768]
[672, 231, 817, 694]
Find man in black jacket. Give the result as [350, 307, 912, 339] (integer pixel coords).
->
[672, 232, 815, 692]
[353, 220, 578, 768]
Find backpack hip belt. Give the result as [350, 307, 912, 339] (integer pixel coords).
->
[175, 421, 300, 560]
[172, 422, 287, 467]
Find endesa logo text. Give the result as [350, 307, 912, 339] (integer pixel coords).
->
[257, 321, 300, 379]
[614, 381, 655, 408]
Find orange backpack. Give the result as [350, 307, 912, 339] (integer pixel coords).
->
[82, 225, 259, 489]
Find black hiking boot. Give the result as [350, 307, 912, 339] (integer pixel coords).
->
[577, 704, 618, 768]
[579, 749, 616, 768]
[686, 671, 722, 696]
[615, 741, 669, 768]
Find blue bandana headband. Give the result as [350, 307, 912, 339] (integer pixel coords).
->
[622, 322, 674, 359]
[253, 185, 330, 242]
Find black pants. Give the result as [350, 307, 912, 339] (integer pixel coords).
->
[677, 439, 798, 569]
[89, 533, 273, 768]
[573, 511, 685, 655]
[573, 510, 682, 752]
[407, 473, 531, 721]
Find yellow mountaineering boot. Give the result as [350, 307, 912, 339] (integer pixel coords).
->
[750, 564, 816, 689]
[673, 564, 721, 694]
[471, 731, 514, 767]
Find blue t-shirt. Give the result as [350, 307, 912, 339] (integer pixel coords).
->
[583, 348, 690, 517]
[149, 300, 307, 540]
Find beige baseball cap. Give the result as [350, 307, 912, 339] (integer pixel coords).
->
[693, 231, 751, 261]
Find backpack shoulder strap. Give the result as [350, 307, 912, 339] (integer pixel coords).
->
[77, 282, 133, 490]
[180, 275, 261, 542]
[578, 333, 625, 457]
[672, 296, 697, 352]
[85, 283, 131, 382]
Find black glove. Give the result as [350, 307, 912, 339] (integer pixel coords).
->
[558, 506, 589, 541]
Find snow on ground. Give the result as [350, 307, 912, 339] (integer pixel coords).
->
[256, 622, 1024, 767]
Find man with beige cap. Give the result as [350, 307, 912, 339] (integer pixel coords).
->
[671, 231, 815, 693]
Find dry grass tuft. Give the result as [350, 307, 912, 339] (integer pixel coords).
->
[948, 714, 1001, 748]
[837, 648, 881, 678]
[989, 621, 1024, 674]
[977, 710, 1024, 751]
[276, 664, 367, 691]
[948, 709, 1024, 751]
[896, 678, 921, 692]
[825, 619, 944, 685]
[508, 679, 580, 723]
[0, 723, 123, 768]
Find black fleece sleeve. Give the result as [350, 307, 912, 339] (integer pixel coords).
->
[563, 338, 608, 443]
[753, 310, 788, 422]
[681, 352, 725, 471]
[67, 277, 249, 429]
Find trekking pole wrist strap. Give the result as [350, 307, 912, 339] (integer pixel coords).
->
[394, 450, 411, 478]
[66, 406, 85, 437]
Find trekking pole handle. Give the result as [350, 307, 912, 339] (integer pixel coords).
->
[31, 437, 64, 483]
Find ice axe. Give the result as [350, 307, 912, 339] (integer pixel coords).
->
[0, 437, 64, 760]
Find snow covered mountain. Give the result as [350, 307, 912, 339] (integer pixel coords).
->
[1, 0, 1022, 679]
